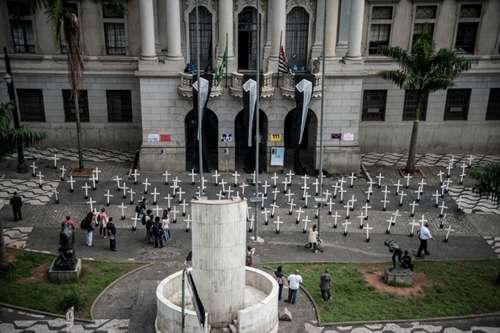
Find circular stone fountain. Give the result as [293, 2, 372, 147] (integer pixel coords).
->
[156, 198, 279, 333]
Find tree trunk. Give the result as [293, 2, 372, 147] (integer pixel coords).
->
[405, 90, 423, 174]
[74, 89, 84, 170]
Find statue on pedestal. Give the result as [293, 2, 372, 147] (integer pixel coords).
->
[54, 223, 77, 270]
[384, 240, 413, 271]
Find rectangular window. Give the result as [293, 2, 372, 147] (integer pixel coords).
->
[455, 4, 481, 54]
[8, 1, 35, 53]
[17, 89, 45, 122]
[403, 90, 428, 121]
[368, 6, 393, 55]
[62, 90, 89, 122]
[106, 90, 132, 122]
[104, 22, 127, 55]
[362, 90, 387, 121]
[444, 89, 470, 121]
[486, 88, 500, 120]
[412, 5, 437, 47]
[60, 3, 79, 54]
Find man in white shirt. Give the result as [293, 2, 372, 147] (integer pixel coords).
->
[286, 270, 303, 304]
[417, 222, 432, 257]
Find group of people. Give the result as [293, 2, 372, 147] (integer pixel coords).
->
[79, 208, 117, 251]
[274, 266, 333, 304]
[135, 199, 172, 248]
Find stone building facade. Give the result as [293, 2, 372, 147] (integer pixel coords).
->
[0, 0, 499, 173]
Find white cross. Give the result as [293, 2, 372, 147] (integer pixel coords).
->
[143, 178, 151, 194]
[301, 185, 310, 199]
[220, 179, 227, 193]
[217, 191, 224, 200]
[181, 200, 188, 216]
[432, 189, 440, 207]
[59, 165, 66, 180]
[459, 170, 466, 185]
[367, 179, 375, 193]
[398, 191, 407, 206]
[323, 189, 331, 203]
[113, 176, 122, 190]
[349, 195, 357, 211]
[151, 187, 160, 204]
[82, 183, 90, 198]
[404, 174, 412, 188]
[282, 179, 289, 193]
[410, 201, 418, 216]
[382, 185, 390, 198]
[271, 172, 279, 187]
[248, 215, 254, 231]
[104, 189, 113, 206]
[262, 180, 270, 195]
[232, 171, 240, 185]
[286, 189, 295, 202]
[295, 207, 304, 223]
[447, 160, 453, 176]
[364, 224, 373, 241]
[227, 186, 234, 199]
[342, 219, 351, 235]
[450, 155, 455, 166]
[312, 178, 319, 195]
[162, 170, 171, 184]
[128, 188, 135, 204]
[201, 177, 207, 192]
[415, 187, 422, 202]
[51, 154, 59, 169]
[171, 206, 178, 222]
[376, 173, 384, 188]
[439, 212, 447, 228]
[93, 167, 101, 182]
[327, 197, 335, 214]
[304, 192, 311, 208]
[444, 178, 452, 192]
[391, 209, 401, 225]
[272, 188, 279, 202]
[348, 172, 357, 187]
[260, 192, 266, 209]
[118, 202, 127, 219]
[365, 187, 372, 203]
[262, 207, 270, 224]
[274, 216, 283, 233]
[444, 224, 455, 241]
[89, 174, 97, 190]
[331, 211, 340, 228]
[184, 214, 192, 231]
[288, 199, 296, 214]
[467, 155, 473, 167]
[394, 180, 402, 195]
[86, 197, 96, 212]
[131, 169, 140, 184]
[177, 188, 185, 203]
[332, 183, 339, 198]
[188, 169, 197, 184]
[164, 194, 173, 210]
[240, 182, 248, 195]
[418, 179, 426, 194]
[419, 214, 428, 227]
[131, 213, 140, 229]
[67, 176, 75, 192]
[121, 182, 129, 198]
[362, 203, 371, 219]
[270, 203, 279, 217]
[381, 198, 389, 211]
[173, 176, 181, 187]
[153, 204, 162, 217]
[385, 217, 394, 233]
[194, 188, 202, 198]
[286, 170, 295, 183]
[439, 200, 448, 217]
[302, 215, 311, 233]
[409, 219, 419, 236]
[358, 214, 366, 229]
[344, 203, 351, 219]
[37, 171, 44, 187]
[301, 174, 309, 186]
[30, 161, 37, 176]
[437, 170, 445, 185]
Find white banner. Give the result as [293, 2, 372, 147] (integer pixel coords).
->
[296, 79, 313, 145]
[242, 79, 257, 147]
[193, 77, 210, 140]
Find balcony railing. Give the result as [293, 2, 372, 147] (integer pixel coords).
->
[177, 72, 223, 98]
[229, 72, 275, 98]
[280, 72, 322, 99]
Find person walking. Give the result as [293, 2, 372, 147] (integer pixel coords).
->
[144, 209, 154, 244]
[152, 216, 164, 248]
[286, 270, 303, 304]
[320, 269, 332, 301]
[10, 192, 22, 221]
[274, 266, 286, 301]
[307, 224, 319, 253]
[96, 208, 108, 238]
[416, 222, 432, 257]
[81, 212, 94, 247]
[161, 210, 171, 242]
[107, 217, 117, 251]
[246, 246, 256, 267]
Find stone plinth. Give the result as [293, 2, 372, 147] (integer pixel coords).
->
[48, 258, 81, 282]
[383, 267, 415, 287]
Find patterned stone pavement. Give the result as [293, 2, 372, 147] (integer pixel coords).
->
[308, 322, 500, 333]
[484, 236, 500, 258]
[0, 319, 129, 333]
[5, 147, 135, 163]
[0, 179, 58, 205]
[361, 153, 500, 168]
[448, 186, 500, 214]
[2, 227, 33, 249]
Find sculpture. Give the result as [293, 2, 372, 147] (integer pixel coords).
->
[54, 223, 77, 270]
[384, 239, 413, 271]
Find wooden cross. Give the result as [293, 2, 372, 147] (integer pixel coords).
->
[153, 204, 162, 217]
[104, 189, 113, 206]
[232, 171, 240, 185]
[128, 188, 135, 204]
[274, 215, 283, 234]
[188, 169, 197, 184]
[30, 161, 37, 176]
[86, 197, 96, 212]
[118, 202, 127, 219]
[295, 207, 304, 223]
[59, 165, 66, 181]
[121, 182, 129, 198]
[143, 178, 151, 194]
[331, 210, 340, 228]
[131, 169, 140, 184]
[81, 182, 91, 199]
[67, 176, 75, 192]
[162, 170, 171, 185]
[364, 223, 373, 242]
[151, 187, 160, 204]
[113, 176, 122, 190]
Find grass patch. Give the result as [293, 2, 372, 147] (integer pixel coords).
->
[273, 260, 500, 323]
[0, 249, 142, 318]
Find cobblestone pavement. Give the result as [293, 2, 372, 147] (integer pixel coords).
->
[5, 147, 135, 163]
[448, 186, 500, 214]
[361, 153, 500, 168]
[484, 236, 500, 258]
[3, 227, 32, 249]
[0, 179, 58, 205]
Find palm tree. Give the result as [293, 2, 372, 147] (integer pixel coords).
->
[381, 36, 471, 174]
[0, 102, 45, 270]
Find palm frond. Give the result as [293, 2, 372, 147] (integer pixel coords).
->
[381, 46, 416, 73]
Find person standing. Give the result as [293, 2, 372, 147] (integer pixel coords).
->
[64, 215, 76, 230]
[416, 222, 432, 257]
[246, 246, 256, 267]
[307, 225, 319, 253]
[96, 208, 108, 238]
[286, 270, 303, 305]
[320, 269, 332, 301]
[152, 216, 164, 248]
[161, 210, 171, 242]
[107, 217, 117, 251]
[274, 266, 286, 301]
[81, 212, 94, 247]
[10, 192, 22, 221]
[145, 209, 153, 244]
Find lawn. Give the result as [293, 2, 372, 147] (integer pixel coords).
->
[274, 260, 500, 323]
[0, 249, 142, 318]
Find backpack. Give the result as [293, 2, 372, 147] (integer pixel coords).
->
[141, 214, 147, 225]
[81, 218, 89, 230]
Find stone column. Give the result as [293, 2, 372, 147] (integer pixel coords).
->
[218, 0, 234, 58]
[139, 0, 157, 59]
[345, 0, 364, 60]
[311, 0, 325, 59]
[270, 0, 286, 59]
[165, 0, 183, 59]
[324, 0, 340, 58]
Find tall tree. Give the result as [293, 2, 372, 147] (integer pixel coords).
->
[381, 36, 471, 174]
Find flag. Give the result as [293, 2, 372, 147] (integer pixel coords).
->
[278, 45, 290, 74]
[193, 77, 210, 140]
[296, 79, 312, 145]
[214, 45, 227, 86]
[242, 79, 257, 147]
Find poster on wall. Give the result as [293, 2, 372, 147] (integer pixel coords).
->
[147, 133, 160, 143]
[270, 147, 284, 166]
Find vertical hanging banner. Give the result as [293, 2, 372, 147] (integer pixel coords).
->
[242, 79, 257, 147]
[192, 77, 210, 140]
[295, 79, 313, 144]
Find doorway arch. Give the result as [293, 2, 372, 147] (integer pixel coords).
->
[235, 109, 267, 173]
[185, 108, 218, 172]
[284, 108, 317, 174]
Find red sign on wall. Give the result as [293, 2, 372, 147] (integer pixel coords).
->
[160, 134, 172, 142]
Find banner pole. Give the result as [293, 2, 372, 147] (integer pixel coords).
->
[196, 0, 204, 186]
[225, 32, 229, 88]
[254, 0, 261, 242]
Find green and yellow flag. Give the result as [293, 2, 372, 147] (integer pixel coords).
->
[214, 45, 227, 86]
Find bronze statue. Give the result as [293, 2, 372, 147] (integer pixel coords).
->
[54, 223, 77, 270]
[384, 240, 413, 271]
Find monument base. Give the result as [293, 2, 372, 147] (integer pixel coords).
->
[383, 267, 415, 287]
[48, 258, 82, 282]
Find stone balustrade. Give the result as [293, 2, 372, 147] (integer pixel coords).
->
[177, 72, 224, 98]
[280, 72, 322, 99]
[229, 72, 275, 98]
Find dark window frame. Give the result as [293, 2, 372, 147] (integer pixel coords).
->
[362, 90, 387, 121]
[368, 5, 394, 56]
[486, 88, 500, 120]
[403, 90, 428, 121]
[17, 89, 45, 122]
[104, 22, 127, 55]
[286, 6, 309, 72]
[454, 4, 482, 54]
[444, 88, 470, 121]
[189, 6, 213, 70]
[106, 90, 132, 122]
[62, 89, 90, 122]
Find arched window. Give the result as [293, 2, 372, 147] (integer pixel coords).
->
[189, 6, 212, 70]
[286, 7, 309, 72]
[238, 6, 259, 70]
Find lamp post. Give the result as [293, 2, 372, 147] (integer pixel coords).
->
[3, 47, 27, 173]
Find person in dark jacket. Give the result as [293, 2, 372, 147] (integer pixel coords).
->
[107, 218, 117, 251]
[320, 269, 332, 301]
[274, 266, 286, 301]
[145, 210, 154, 244]
[81, 212, 94, 247]
[152, 216, 164, 248]
[10, 192, 23, 221]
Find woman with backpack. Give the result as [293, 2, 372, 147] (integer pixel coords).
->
[81, 212, 94, 247]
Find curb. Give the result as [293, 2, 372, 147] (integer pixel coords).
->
[90, 262, 153, 320]
[0, 303, 93, 323]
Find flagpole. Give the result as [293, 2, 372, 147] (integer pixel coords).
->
[196, 0, 204, 188]
[225, 32, 229, 88]
[254, 0, 260, 242]
[317, 0, 328, 237]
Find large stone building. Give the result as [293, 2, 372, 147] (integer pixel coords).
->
[0, 0, 499, 173]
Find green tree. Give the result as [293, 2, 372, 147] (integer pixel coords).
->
[0, 102, 45, 270]
[381, 36, 471, 174]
